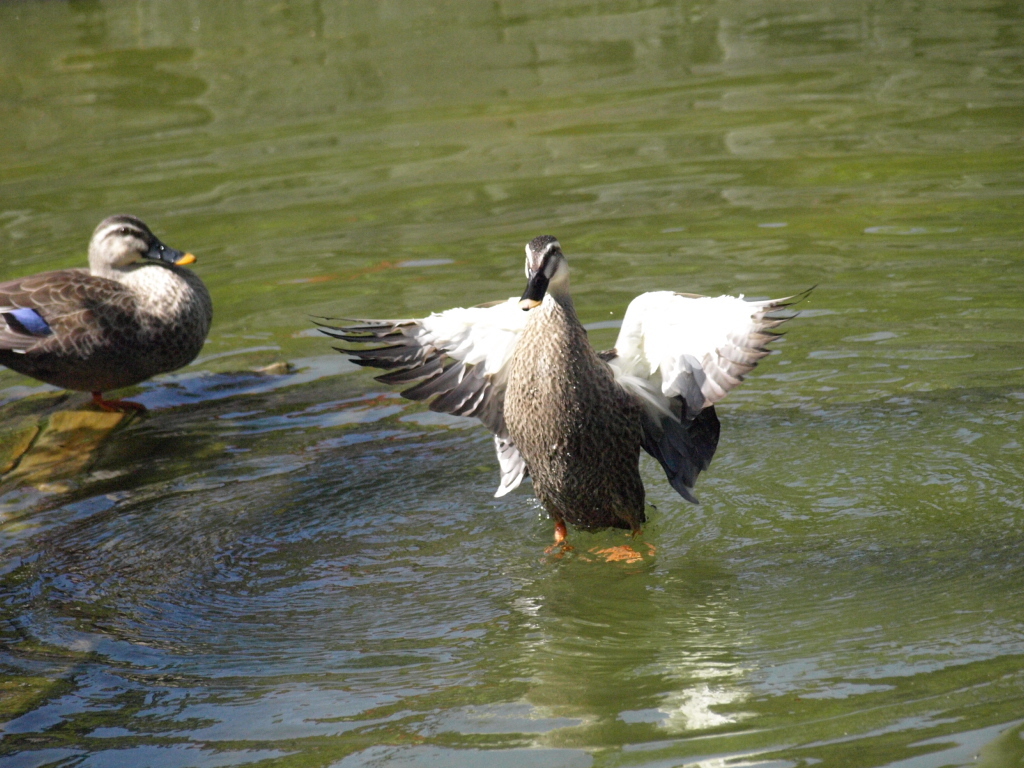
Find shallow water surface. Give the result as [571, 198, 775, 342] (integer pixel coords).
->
[1, 1, 1023, 766]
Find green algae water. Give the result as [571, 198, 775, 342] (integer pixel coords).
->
[1, 1, 1023, 766]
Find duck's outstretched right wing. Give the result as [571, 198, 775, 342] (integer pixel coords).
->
[605, 289, 809, 502]
[317, 297, 531, 496]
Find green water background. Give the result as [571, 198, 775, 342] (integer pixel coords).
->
[1, 0, 1023, 766]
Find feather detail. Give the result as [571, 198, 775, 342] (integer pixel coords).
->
[318, 297, 530, 481]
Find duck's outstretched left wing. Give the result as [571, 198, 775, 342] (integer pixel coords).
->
[317, 297, 531, 496]
[605, 289, 808, 502]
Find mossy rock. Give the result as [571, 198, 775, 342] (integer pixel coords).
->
[0, 419, 39, 475]
[1, 393, 135, 485]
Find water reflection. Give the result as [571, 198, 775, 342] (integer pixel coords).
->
[504, 555, 752, 743]
[2, 370, 1023, 763]
[1, 409, 133, 492]
[0, 369, 758, 757]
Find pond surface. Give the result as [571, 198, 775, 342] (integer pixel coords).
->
[2, 1, 1024, 766]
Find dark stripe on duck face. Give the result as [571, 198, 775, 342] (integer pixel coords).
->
[97, 216, 152, 244]
[3, 308, 53, 337]
[103, 214, 151, 231]
[537, 242, 563, 280]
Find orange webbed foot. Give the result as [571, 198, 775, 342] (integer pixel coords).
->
[591, 534, 656, 563]
[591, 545, 643, 563]
[91, 391, 147, 413]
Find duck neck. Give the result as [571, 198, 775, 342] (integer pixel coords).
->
[110, 262, 198, 315]
[544, 274, 577, 315]
[540, 287, 581, 330]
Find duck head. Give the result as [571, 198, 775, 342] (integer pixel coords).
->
[88, 214, 196, 278]
[520, 235, 570, 310]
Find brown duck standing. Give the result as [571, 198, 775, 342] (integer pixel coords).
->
[0, 215, 213, 412]
[320, 236, 805, 546]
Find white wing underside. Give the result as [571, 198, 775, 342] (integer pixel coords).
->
[609, 291, 793, 421]
[493, 434, 528, 498]
[410, 298, 528, 375]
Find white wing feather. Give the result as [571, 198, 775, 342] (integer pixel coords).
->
[610, 291, 792, 418]
[604, 290, 801, 503]
[411, 298, 527, 374]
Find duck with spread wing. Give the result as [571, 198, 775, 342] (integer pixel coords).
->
[320, 236, 807, 545]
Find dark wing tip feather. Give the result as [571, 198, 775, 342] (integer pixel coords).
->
[321, 330, 410, 343]
[401, 361, 464, 401]
[374, 356, 444, 385]
[763, 285, 816, 312]
[315, 312, 512, 439]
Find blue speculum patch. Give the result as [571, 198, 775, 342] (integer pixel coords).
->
[4, 307, 53, 337]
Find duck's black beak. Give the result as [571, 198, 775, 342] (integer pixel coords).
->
[520, 271, 548, 310]
[145, 238, 196, 266]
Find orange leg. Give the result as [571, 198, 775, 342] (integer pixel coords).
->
[544, 520, 573, 555]
[92, 391, 147, 413]
[554, 520, 567, 544]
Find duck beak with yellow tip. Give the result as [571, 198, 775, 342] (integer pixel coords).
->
[145, 237, 197, 267]
[519, 271, 548, 310]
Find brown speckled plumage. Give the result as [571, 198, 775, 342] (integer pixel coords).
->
[506, 293, 647, 531]
[0, 215, 212, 396]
